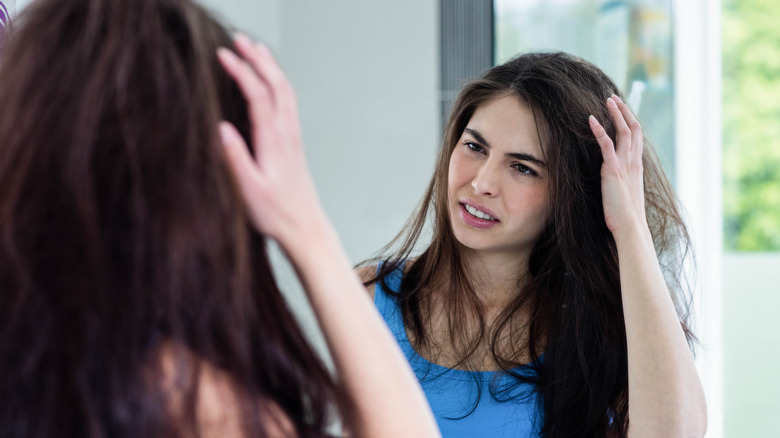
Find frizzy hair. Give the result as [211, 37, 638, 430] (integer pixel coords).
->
[364, 52, 694, 437]
[0, 0, 347, 436]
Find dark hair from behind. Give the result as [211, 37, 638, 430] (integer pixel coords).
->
[0, 0, 347, 436]
[365, 52, 694, 437]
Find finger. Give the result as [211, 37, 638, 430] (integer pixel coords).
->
[606, 96, 632, 164]
[233, 34, 289, 95]
[232, 34, 277, 103]
[589, 115, 618, 167]
[220, 121, 266, 202]
[612, 95, 644, 168]
[233, 34, 297, 117]
[217, 47, 272, 157]
[231, 36, 302, 154]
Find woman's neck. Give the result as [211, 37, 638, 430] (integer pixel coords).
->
[414, 248, 537, 371]
[460, 247, 531, 314]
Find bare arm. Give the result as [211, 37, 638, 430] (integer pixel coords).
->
[590, 96, 707, 437]
[217, 34, 439, 438]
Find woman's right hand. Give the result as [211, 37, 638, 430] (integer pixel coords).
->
[217, 34, 326, 250]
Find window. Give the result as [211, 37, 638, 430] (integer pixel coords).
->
[495, 0, 676, 183]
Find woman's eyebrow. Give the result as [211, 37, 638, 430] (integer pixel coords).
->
[507, 152, 546, 167]
[464, 127, 546, 167]
[464, 128, 491, 148]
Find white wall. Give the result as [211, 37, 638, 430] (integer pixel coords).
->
[276, 1, 440, 263]
[197, 0, 441, 261]
[722, 253, 780, 437]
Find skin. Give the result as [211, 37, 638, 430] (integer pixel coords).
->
[217, 34, 440, 438]
[158, 343, 295, 438]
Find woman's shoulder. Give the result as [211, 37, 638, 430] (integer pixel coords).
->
[356, 265, 378, 300]
[156, 341, 297, 438]
[355, 259, 415, 300]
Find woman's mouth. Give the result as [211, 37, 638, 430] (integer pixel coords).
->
[458, 203, 500, 229]
[462, 203, 497, 221]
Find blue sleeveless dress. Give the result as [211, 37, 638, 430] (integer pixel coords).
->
[374, 264, 542, 437]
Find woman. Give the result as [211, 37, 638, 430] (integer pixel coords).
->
[0, 0, 438, 436]
[360, 53, 708, 437]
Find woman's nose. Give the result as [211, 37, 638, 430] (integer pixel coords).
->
[471, 162, 500, 197]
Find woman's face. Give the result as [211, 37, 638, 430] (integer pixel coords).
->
[447, 95, 550, 259]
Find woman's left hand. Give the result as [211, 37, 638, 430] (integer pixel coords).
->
[589, 96, 648, 238]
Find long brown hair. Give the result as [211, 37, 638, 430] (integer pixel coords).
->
[365, 52, 694, 437]
[0, 0, 346, 436]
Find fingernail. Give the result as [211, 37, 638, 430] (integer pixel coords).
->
[606, 97, 617, 108]
[589, 115, 599, 126]
[217, 47, 236, 65]
[612, 94, 623, 103]
[219, 122, 234, 146]
[234, 32, 252, 47]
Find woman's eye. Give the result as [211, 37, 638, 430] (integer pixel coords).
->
[465, 142, 484, 154]
[512, 163, 537, 177]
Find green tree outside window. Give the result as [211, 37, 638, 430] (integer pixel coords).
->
[723, 0, 780, 251]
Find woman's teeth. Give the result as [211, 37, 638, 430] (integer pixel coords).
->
[464, 204, 496, 221]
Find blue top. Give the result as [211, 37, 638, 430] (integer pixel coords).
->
[374, 264, 541, 437]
